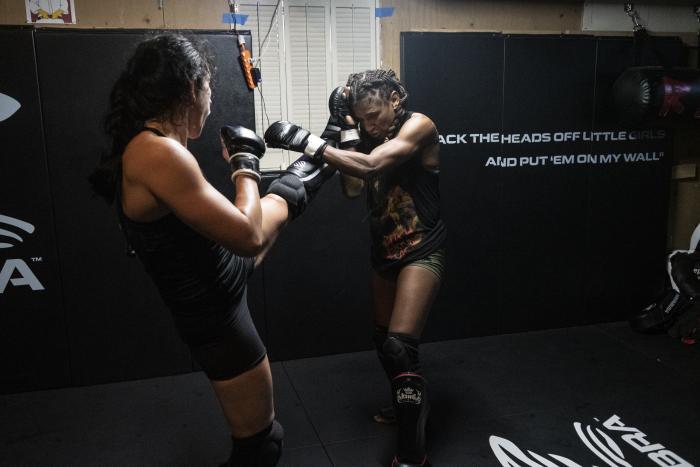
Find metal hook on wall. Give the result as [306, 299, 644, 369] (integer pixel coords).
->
[624, 3, 644, 32]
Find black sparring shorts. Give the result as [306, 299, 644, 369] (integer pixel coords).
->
[179, 257, 266, 381]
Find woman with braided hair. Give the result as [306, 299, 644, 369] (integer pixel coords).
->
[265, 69, 445, 467]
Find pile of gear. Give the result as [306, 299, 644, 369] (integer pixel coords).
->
[631, 224, 700, 344]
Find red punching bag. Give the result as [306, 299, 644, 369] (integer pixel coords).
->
[612, 66, 700, 127]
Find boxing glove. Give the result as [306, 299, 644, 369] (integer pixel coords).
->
[328, 86, 360, 148]
[221, 125, 265, 184]
[264, 121, 327, 162]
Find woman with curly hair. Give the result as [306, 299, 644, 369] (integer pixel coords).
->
[90, 34, 320, 466]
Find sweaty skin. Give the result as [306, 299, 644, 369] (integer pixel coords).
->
[323, 91, 439, 199]
[121, 79, 287, 259]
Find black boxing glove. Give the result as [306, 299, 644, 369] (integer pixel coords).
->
[230, 153, 260, 184]
[320, 116, 341, 147]
[220, 125, 266, 184]
[328, 86, 360, 148]
[264, 121, 327, 162]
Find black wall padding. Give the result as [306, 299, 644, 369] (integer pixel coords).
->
[0, 27, 71, 393]
[499, 35, 597, 333]
[261, 175, 373, 360]
[402, 32, 682, 340]
[402, 32, 505, 340]
[33, 29, 258, 387]
[587, 37, 680, 324]
[1, 28, 685, 392]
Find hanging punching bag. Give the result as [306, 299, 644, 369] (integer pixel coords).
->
[612, 66, 700, 127]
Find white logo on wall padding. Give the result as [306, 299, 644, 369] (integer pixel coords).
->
[0, 214, 45, 293]
[0, 214, 35, 249]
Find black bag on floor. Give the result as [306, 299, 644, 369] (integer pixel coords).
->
[630, 240, 700, 333]
[630, 288, 692, 333]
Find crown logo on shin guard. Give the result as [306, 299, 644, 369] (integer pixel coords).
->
[396, 387, 422, 405]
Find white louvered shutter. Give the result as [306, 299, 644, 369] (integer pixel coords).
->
[286, 2, 330, 137]
[238, 0, 377, 169]
[241, 1, 287, 169]
[333, 2, 373, 88]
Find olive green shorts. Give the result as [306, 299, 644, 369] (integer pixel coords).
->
[407, 248, 446, 281]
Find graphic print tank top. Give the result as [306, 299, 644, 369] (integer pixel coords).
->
[362, 111, 446, 270]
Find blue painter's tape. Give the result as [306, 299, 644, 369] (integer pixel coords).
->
[375, 7, 394, 18]
[222, 13, 249, 25]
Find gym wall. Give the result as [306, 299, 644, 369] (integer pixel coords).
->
[0, 2, 697, 393]
[377, 0, 700, 252]
[0, 27, 71, 393]
[1, 1, 696, 246]
[0, 28, 260, 392]
[402, 31, 685, 341]
[0, 26, 371, 393]
[0, 1, 696, 246]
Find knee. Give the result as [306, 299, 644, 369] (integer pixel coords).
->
[378, 332, 421, 378]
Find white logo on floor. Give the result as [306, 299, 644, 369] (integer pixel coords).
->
[0, 214, 45, 293]
[490, 414, 693, 467]
[0, 93, 21, 122]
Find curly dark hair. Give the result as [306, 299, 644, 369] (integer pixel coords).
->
[90, 34, 214, 203]
[345, 69, 408, 140]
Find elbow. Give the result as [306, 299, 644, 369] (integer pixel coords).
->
[357, 165, 379, 180]
[243, 232, 265, 257]
[227, 229, 264, 257]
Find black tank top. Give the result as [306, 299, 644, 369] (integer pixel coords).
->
[116, 127, 249, 314]
[362, 111, 447, 270]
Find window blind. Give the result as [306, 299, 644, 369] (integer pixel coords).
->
[239, 0, 377, 169]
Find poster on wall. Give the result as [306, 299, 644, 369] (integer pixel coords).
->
[25, 0, 76, 24]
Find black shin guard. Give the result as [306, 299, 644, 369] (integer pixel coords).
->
[225, 420, 284, 467]
[378, 333, 429, 465]
[392, 373, 429, 466]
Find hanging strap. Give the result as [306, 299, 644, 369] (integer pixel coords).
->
[632, 28, 673, 69]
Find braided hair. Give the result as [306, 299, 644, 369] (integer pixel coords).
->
[89, 34, 214, 203]
[345, 69, 408, 140]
